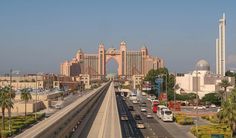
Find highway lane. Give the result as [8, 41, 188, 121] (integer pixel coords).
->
[116, 95, 144, 138]
[125, 98, 174, 138]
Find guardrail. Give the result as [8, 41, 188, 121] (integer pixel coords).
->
[16, 82, 111, 138]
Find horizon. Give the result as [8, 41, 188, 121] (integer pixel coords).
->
[0, 1, 236, 74]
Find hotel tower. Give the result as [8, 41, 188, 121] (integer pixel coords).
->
[216, 13, 226, 76]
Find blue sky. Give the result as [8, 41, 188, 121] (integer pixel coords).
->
[0, 1, 235, 74]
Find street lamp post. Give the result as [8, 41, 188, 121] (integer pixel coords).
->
[195, 67, 200, 137]
[8, 69, 12, 133]
[158, 74, 168, 106]
[173, 83, 179, 113]
[35, 74, 38, 120]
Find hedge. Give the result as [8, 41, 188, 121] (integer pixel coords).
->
[191, 124, 232, 138]
[175, 113, 194, 125]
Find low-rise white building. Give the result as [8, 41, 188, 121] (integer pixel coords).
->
[176, 59, 235, 98]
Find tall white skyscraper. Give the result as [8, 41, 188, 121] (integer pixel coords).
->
[216, 13, 226, 76]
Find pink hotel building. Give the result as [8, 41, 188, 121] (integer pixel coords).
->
[60, 41, 164, 79]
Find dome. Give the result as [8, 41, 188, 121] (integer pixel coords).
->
[196, 59, 210, 71]
[77, 48, 83, 53]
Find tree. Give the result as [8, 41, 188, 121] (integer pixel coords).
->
[225, 70, 236, 88]
[217, 88, 236, 134]
[144, 68, 175, 95]
[20, 88, 32, 118]
[0, 86, 14, 133]
[219, 79, 231, 101]
[201, 92, 221, 106]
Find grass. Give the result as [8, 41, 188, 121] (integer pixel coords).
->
[201, 114, 219, 124]
[191, 124, 232, 138]
[0, 113, 45, 138]
[175, 113, 194, 125]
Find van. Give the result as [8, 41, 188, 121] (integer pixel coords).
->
[161, 109, 173, 122]
[157, 105, 168, 119]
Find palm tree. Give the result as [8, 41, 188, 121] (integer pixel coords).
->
[0, 87, 14, 133]
[20, 88, 32, 118]
[219, 79, 231, 101]
[217, 88, 236, 134]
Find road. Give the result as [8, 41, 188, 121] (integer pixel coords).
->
[125, 97, 174, 138]
[116, 95, 144, 138]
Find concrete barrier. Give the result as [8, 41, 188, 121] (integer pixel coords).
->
[88, 82, 122, 138]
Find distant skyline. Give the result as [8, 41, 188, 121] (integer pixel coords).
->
[0, 1, 236, 74]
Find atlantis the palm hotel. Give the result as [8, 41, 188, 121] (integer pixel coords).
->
[60, 41, 164, 89]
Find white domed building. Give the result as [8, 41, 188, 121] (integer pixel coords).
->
[176, 59, 235, 98]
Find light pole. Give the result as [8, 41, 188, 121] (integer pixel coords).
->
[173, 83, 179, 113]
[158, 74, 168, 106]
[9, 69, 12, 134]
[8, 69, 19, 133]
[195, 67, 200, 137]
[35, 74, 38, 120]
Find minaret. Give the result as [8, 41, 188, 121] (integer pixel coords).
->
[216, 13, 226, 76]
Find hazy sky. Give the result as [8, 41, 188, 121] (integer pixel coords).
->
[0, 1, 236, 74]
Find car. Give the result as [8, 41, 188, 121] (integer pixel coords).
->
[141, 92, 147, 96]
[140, 103, 146, 107]
[194, 106, 206, 110]
[141, 107, 147, 112]
[146, 113, 153, 118]
[134, 114, 142, 120]
[132, 100, 138, 104]
[136, 121, 145, 129]
[55, 104, 62, 109]
[120, 114, 128, 121]
[128, 106, 134, 111]
[210, 104, 216, 108]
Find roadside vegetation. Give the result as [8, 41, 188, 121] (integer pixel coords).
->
[0, 113, 45, 138]
[174, 113, 194, 125]
[0, 86, 45, 138]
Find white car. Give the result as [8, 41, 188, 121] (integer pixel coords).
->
[141, 92, 147, 96]
[194, 106, 206, 110]
[132, 100, 138, 104]
[141, 107, 147, 112]
[146, 113, 153, 118]
[210, 104, 216, 108]
[136, 121, 145, 129]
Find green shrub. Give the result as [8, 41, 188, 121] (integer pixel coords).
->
[0, 130, 10, 138]
[191, 124, 232, 138]
[175, 113, 194, 125]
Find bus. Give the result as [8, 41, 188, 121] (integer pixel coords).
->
[161, 109, 173, 122]
[152, 100, 159, 113]
[157, 105, 168, 119]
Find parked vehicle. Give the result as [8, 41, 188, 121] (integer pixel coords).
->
[136, 121, 145, 129]
[161, 109, 173, 122]
[210, 104, 216, 108]
[193, 106, 206, 110]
